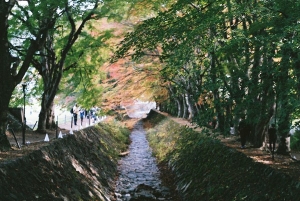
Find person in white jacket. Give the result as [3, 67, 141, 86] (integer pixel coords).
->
[73, 104, 79, 126]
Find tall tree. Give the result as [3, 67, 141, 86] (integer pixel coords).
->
[0, 0, 56, 151]
[11, 0, 124, 132]
[30, 0, 104, 132]
[112, 0, 300, 152]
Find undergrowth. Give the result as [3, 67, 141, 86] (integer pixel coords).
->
[291, 131, 300, 151]
[145, 110, 300, 201]
[95, 121, 131, 155]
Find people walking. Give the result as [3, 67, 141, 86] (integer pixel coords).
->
[268, 123, 277, 159]
[80, 108, 85, 126]
[73, 104, 79, 126]
[90, 106, 96, 123]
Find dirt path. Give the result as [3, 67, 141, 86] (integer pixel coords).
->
[5, 116, 105, 147]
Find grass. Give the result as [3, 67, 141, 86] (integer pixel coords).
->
[144, 110, 300, 201]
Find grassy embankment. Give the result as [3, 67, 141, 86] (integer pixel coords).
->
[0, 120, 131, 201]
[144, 110, 300, 201]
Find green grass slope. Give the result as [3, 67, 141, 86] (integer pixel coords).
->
[145, 110, 300, 201]
[0, 121, 130, 201]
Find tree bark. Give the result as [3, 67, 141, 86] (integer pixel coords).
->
[185, 93, 196, 121]
[37, 107, 47, 133]
[36, 34, 61, 132]
[47, 102, 56, 129]
[0, 1, 15, 151]
[276, 44, 292, 155]
[36, 70, 61, 131]
[182, 94, 188, 119]
[175, 98, 183, 118]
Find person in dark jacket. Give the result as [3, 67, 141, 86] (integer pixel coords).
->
[268, 124, 277, 154]
[238, 115, 250, 149]
[80, 108, 85, 126]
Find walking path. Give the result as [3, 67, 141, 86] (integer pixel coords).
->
[7, 116, 107, 146]
[114, 120, 173, 201]
[57, 115, 107, 131]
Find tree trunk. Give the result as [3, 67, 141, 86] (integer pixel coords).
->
[0, 107, 12, 151]
[175, 98, 183, 118]
[46, 102, 56, 129]
[37, 81, 60, 132]
[37, 98, 56, 132]
[185, 93, 196, 121]
[0, 50, 13, 150]
[0, 1, 19, 150]
[36, 67, 60, 132]
[182, 94, 188, 119]
[37, 96, 47, 132]
[276, 44, 292, 155]
[36, 35, 62, 132]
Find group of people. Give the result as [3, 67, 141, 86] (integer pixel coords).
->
[71, 104, 99, 126]
[238, 115, 277, 153]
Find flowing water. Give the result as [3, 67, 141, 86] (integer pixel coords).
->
[115, 120, 174, 201]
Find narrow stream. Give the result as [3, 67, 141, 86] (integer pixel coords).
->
[114, 120, 173, 201]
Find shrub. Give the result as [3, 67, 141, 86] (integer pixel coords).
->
[291, 130, 300, 151]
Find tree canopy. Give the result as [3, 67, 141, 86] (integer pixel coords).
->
[3, 0, 300, 154]
[0, 0, 158, 150]
[112, 0, 300, 152]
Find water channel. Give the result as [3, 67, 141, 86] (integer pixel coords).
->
[114, 120, 174, 201]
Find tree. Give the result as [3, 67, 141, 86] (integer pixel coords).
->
[33, 0, 170, 130]
[11, 0, 125, 132]
[0, 0, 56, 151]
[29, 0, 104, 132]
[112, 0, 300, 153]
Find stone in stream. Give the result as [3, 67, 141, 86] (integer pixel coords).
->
[129, 184, 171, 201]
